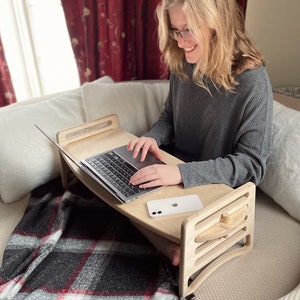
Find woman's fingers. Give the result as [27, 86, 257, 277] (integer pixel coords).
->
[127, 137, 162, 161]
[130, 165, 182, 188]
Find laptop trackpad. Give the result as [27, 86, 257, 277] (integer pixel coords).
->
[114, 145, 165, 170]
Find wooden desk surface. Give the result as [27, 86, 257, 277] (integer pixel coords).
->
[58, 124, 233, 244]
[57, 118, 233, 243]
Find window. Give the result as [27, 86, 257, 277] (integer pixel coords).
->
[0, 0, 80, 101]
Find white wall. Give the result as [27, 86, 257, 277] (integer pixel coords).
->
[245, 0, 300, 87]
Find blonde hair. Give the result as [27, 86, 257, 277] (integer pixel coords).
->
[156, 0, 264, 91]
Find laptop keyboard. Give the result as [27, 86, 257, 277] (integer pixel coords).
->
[86, 151, 143, 198]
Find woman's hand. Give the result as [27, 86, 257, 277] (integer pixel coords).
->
[127, 137, 162, 161]
[130, 164, 182, 188]
[127, 137, 182, 188]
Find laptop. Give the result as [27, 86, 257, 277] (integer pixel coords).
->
[35, 125, 165, 203]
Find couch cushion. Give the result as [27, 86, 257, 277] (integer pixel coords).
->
[0, 89, 84, 204]
[0, 76, 114, 204]
[259, 100, 300, 221]
[82, 80, 169, 137]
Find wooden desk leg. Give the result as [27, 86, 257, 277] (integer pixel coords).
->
[179, 182, 255, 298]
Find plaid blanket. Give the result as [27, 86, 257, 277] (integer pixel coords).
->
[0, 179, 179, 300]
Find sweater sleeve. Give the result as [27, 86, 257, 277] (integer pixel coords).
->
[178, 73, 273, 188]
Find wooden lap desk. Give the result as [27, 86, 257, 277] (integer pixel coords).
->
[57, 115, 256, 298]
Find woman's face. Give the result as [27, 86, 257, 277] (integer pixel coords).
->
[168, 4, 209, 64]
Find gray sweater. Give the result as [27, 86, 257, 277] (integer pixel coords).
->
[144, 63, 273, 188]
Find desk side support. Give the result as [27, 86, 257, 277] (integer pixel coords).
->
[179, 182, 255, 298]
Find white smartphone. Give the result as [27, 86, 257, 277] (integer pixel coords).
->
[146, 194, 203, 218]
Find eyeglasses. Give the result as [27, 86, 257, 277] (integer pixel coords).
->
[168, 28, 193, 40]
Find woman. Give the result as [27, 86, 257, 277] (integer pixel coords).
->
[128, 0, 273, 266]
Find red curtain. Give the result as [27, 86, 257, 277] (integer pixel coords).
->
[61, 0, 168, 83]
[62, 0, 247, 84]
[0, 36, 16, 107]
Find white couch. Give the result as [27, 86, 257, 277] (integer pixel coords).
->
[0, 77, 299, 299]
